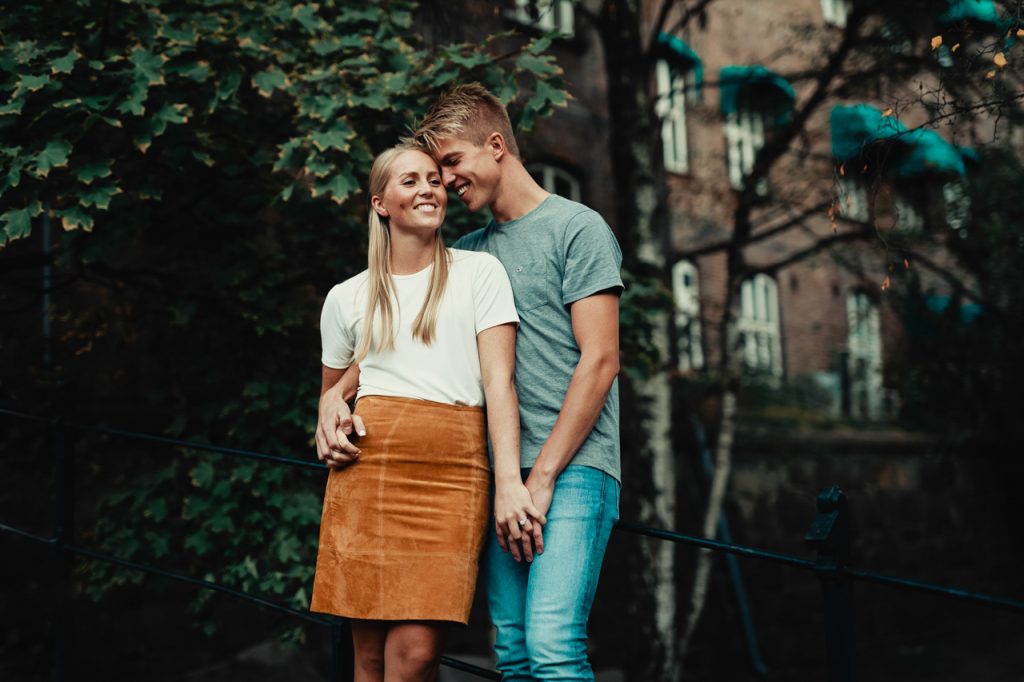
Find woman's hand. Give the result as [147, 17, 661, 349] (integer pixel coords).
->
[494, 481, 546, 563]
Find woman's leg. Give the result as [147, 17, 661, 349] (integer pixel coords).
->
[351, 620, 388, 682]
[383, 621, 446, 682]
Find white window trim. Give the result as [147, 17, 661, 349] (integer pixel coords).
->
[656, 59, 689, 174]
[738, 274, 782, 376]
[838, 175, 870, 222]
[846, 292, 883, 420]
[725, 107, 766, 192]
[510, 0, 575, 37]
[894, 192, 924, 231]
[821, 0, 851, 27]
[528, 162, 581, 202]
[672, 260, 703, 371]
[943, 180, 970, 231]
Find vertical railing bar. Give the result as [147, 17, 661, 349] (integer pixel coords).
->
[52, 422, 74, 682]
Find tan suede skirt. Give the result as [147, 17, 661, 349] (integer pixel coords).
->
[310, 395, 490, 624]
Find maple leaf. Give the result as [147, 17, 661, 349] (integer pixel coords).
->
[994, 52, 1007, 69]
[930, 35, 942, 50]
[881, 275, 891, 291]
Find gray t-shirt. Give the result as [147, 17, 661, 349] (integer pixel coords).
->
[454, 194, 623, 481]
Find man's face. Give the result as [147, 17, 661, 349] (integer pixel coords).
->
[432, 136, 500, 213]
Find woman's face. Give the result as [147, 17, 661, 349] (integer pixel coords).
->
[372, 149, 446, 235]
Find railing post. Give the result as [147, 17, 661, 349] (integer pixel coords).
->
[805, 486, 854, 682]
[330, 617, 354, 682]
[52, 422, 75, 682]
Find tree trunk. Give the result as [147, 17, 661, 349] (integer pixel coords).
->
[596, 2, 677, 680]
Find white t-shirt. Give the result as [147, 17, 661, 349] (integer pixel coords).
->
[320, 249, 519, 407]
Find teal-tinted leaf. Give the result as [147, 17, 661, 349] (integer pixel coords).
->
[303, 153, 333, 177]
[293, 4, 322, 32]
[57, 206, 94, 232]
[191, 460, 215, 488]
[252, 68, 287, 97]
[117, 79, 148, 116]
[171, 60, 211, 83]
[313, 170, 359, 205]
[276, 536, 300, 563]
[50, 48, 80, 75]
[209, 513, 235, 533]
[273, 138, 304, 172]
[184, 531, 212, 555]
[516, 52, 561, 77]
[0, 99, 25, 116]
[35, 139, 72, 177]
[1, 202, 41, 244]
[150, 103, 189, 135]
[216, 71, 242, 101]
[76, 184, 121, 210]
[161, 25, 196, 45]
[2, 156, 26, 192]
[131, 47, 166, 85]
[146, 498, 168, 522]
[74, 159, 113, 184]
[311, 126, 354, 153]
[192, 150, 215, 167]
[16, 73, 50, 96]
[350, 90, 389, 110]
[52, 97, 82, 109]
[242, 555, 259, 579]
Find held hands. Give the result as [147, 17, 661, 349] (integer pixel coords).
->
[494, 481, 547, 563]
[315, 384, 366, 470]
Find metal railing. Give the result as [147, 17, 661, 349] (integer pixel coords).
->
[2, 406, 1023, 682]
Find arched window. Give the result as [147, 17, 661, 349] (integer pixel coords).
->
[528, 163, 581, 202]
[672, 260, 703, 371]
[846, 292, 883, 420]
[739, 274, 782, 375]
[510, 0, 574, 37]
[656, 59, 689, 173]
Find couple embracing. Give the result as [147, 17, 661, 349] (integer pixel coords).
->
[310, 83, 622, 682]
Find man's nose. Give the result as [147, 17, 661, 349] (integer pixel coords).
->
[441, 167, 455, 187]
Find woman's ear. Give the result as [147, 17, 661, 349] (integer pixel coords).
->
[371, 195, 389, 218]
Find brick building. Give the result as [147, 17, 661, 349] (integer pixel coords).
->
[423, 0, 1002, 423]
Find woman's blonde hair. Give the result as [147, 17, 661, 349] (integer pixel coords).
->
[354, 145, 451, 362]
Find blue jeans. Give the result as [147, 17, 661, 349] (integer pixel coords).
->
[483, 465, 620, 681]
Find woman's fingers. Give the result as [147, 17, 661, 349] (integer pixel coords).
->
[351, 414, 367, 437]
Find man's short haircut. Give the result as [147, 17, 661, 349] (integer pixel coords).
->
[411, 82, 520, 158]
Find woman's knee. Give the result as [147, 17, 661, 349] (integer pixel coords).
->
[387, 625, 444, 679]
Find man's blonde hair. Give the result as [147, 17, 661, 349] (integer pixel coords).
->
[412, 82, 520, 158]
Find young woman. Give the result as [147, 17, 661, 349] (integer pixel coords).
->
[310, 146, 543, 682]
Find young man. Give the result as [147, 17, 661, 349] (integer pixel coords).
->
[317, 83, 622, 681]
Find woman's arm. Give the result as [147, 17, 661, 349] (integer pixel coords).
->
[315, 364, 364, 469]
[477, 323, 545, 562]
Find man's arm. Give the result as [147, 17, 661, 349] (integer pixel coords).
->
[315, 364, 363, 468]
[524, 291, 620, 517]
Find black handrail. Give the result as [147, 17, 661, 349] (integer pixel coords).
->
[2, 407, 1023, 682]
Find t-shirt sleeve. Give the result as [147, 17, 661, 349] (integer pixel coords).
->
[473, 254, 520, 333]
[320, 285, 355, 369]
[561, 210, 625, 306]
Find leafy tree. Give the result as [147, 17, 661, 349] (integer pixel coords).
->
[0, 0, 567, 648]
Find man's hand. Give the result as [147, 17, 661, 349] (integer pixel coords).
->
[316, 367, 365, 470]
[494, 481, 546, 563]
[523, 472, 555, 551]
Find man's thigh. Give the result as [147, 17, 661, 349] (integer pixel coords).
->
[525, 465, 620, 640]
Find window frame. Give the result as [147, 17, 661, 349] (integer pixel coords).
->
[725, 105, 767, 192]
[528, 162, 582, 202]
[509, 0, 575, 37]
[738, 273, 783, 376]
[656, 59, 689, 174]
[672, 259, 704, 371]
[845, 291, 884, 420]
[821, 0, 851, 27]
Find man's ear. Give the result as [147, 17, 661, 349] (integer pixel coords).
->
[371, 195, 389, 218]
[487, 132, 506, 162]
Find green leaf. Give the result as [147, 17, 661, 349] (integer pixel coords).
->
[17, 73, 50, 95]
[0, 99, 25, 116]
[1, 202, 41, 244]
[131, 47, 166, 85]
[252, 68, 287, 97]
[185, 530, 212, 555]
[35, 139, 72, 177]
[216, 71, 242, 101]
[311, 126, 354, 153]
[150, 103, 189, 135]
[146, 498, 168, 522]
[117, 79, 148, 116]
[312, 170, 359, 205]
[76, 184, 121, 210]
[56, 206, 94, 232]
[191, 460, 215, 488]
[74, 159, 113, 184]
[50, 48, 80, 75]
[242, 555, 259, 579]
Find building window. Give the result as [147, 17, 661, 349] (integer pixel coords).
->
[510, 0, 574, 37]
[894, 192, 924, 231]
[943, 180, 970, 231]
[528, 163, 581, 202]
[656, 59, 689, 173]
[725, 105, 767, 192]
[738, 274, 782, 375]
[837, 175, 870, 222]
[845, 292, 883, 420]
[672, 260, 703, 371]
[821, 0, 851, 27]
